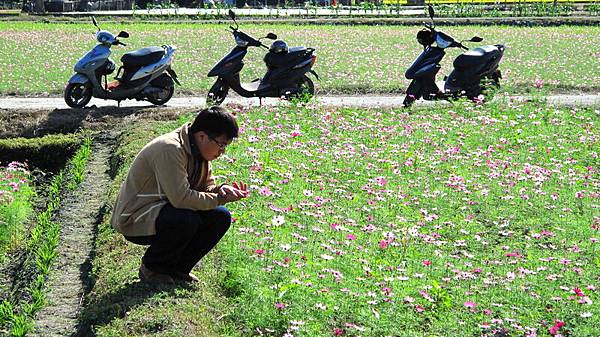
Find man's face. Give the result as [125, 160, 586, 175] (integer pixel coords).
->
[194, 131, 232, 161]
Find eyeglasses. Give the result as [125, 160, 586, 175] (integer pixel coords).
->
[208, 135, 229, 150]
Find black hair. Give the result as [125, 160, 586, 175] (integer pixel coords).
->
[190, 106, 239, 140]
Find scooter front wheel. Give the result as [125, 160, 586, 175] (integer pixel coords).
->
[64, 82, 92, 108]
[207, 79, 229, 106]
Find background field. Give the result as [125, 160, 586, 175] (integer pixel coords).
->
[87, 99, 600, 336]
[0, 22, 599, 96]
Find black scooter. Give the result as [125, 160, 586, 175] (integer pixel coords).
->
[403, 5, 505, 107]
[207, 10, 319, 105]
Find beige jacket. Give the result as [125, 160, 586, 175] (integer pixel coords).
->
[111, 123, 223, 236]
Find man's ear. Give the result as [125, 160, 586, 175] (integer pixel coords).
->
[193, 131, 206, 143]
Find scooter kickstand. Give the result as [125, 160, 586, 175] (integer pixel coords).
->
[259, 97, 262, 106]
[117, 100, 121, 107]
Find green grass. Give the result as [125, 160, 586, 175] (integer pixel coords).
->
[0, 22, 598, 96]
[89, 100, 599, 336]
[0, 162, 34, 262]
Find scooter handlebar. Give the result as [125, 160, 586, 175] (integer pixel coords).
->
[232, 30, 262, 47]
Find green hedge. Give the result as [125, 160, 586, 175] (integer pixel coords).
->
[0, 134, 83, 172]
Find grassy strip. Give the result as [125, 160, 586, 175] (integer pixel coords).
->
[75, 117, 239, 336]
[0, 23, 598, 96]
[0, 137, 92, 337]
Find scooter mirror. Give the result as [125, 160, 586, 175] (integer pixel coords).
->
[470, 36, 483, 42]
[117, 31, 129, 38]
[266, 33, 277, 40]
[428, 5, 435, 20]
[228, 9, 235, 20]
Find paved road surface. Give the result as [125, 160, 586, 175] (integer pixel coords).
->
[0, 94, 598, 110]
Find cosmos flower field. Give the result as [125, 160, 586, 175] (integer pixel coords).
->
[194, 100, 600, 336]
[0, 22, 598, 95]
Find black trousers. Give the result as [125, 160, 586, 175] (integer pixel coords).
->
[125, 204, 231, 275]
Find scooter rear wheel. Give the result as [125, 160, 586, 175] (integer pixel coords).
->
[286, 75, 315, 100]
[146, 84, 174, 105]
[207, 79, 229, 106]
[64, 82, 92, 109]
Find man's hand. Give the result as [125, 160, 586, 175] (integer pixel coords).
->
[218, 182, 249, 203]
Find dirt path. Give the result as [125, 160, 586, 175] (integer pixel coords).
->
[31, 132, 115, 337]
[0, 93, 598, 111]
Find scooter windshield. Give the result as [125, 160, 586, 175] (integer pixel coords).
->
[435, 33, 454, 49]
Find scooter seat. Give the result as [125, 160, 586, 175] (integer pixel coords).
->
[453, 45, 500, 70]
[264, 46, 311, 69]
[121, 46, 164, 68]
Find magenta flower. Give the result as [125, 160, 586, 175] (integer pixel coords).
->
[275, 302, 286, 310]
[464, 301, 477, 310]
[422, 260, 432, 267]
[548, 320, 564, 335]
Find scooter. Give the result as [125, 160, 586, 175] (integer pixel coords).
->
[403, 5, 505, 108]
[64, 17, 180, 109]
[207, 10, 319, 105]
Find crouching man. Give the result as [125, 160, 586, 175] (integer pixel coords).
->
[111, 107, 248, 284]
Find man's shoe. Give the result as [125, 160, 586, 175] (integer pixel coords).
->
[139, 264, 174, 284]
[171, 271, 199, 283]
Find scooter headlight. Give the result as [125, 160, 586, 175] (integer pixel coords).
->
[97, 31, 115, 45]
[235, 36, 249, 47]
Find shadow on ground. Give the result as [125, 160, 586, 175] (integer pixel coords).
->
[0, 105, 184, 139]
[73, 280, 187, 337]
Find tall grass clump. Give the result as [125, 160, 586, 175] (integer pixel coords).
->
[0, 162, 34, 261]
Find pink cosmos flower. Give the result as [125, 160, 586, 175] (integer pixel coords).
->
[415, 305, 426, 313]
[379, 240, 389, 249]
[464, 301, 477, 310]
[254, 249, 265, 255]
[548, 320, 564, 335]
[275, 302, 286, 310]
[574, 287, 584, 297]
[374, 176, 387, 186]
[333, 328, 344, 336]
[422, 260, 432, 267]
[346, 234, 356, 240]
[258, 186, 273, 196]
[534, 78, 544, 88]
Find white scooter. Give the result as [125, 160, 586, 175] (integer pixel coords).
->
[64, 17, 180, 108]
